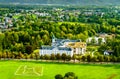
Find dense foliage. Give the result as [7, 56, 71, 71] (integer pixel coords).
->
[0, 52, 120, 63]
[0, 5, 120, 57]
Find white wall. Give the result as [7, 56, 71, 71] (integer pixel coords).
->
[40, 49, 73, 57]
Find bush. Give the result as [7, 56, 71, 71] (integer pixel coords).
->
[81, 56, 86, 62]
[117, 56, 120, 62]
[97, 55, 104, 62]
[66, 55, 71, 61]
[55, 72, 78, 79]
[55, 74, 63, 79]
[104, 56, 110, 62]
[91, 56, 97, 62]
[40, 55, 44, 60]
[72, 54, 76, 62]
[87, 55, 92, 62]
[44, 54, 50, 61]
[76, 56, 81, 62]
[64, 72, 78, 79]
[111, 56, 117, 62]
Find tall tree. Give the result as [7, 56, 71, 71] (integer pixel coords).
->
[56, 53, 61, 62]
[61, 53, 67, 62]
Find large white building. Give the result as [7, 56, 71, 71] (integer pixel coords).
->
[40, 35, 86, 57]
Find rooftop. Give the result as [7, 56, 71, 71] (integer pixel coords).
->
[67, 42, 86, 48]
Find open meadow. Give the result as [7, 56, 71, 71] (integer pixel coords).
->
[0, 60, 120, 79]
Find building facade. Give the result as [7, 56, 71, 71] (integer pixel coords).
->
[40, 35, 86, 57]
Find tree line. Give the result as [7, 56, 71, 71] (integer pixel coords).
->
[0, 52, 120, 63]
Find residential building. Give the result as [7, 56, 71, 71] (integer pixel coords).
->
[86, 36, 106, 44]
[104, 50, 113, 55]
[40, 35, 86, 57]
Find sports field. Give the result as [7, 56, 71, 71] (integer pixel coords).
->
[0, 60, 120, 79]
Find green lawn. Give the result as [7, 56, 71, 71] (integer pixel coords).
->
[0, 60, 120, 79]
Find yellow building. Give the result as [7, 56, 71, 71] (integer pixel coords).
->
[67, 42, 86, 55]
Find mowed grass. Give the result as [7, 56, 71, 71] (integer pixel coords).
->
[0, 60, 120, 79]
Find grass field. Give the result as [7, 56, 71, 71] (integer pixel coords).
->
[0, 60, 120, 79]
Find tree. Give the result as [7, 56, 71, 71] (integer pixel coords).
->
[23, 32, 31, 43]
[77, 33, 87, 42]
[91, 38, 96, 45]
[39, 40, 44, 47]
[60, 25, 67, 33]
[91, 56, 97, 62]
[98, 38, 102, 45]
[111, 56, 117, 62]
[66, 55, 71, 61]
[81, 56, 86, 62]
[72, 54, 76, 63]
[87, 55, 92, 62]
[104, 56, 110, 63]
[35, 53, 40, 60]
[30, 53, 34, 59]
[12, 33, 19, 42]
[97, 55, 104, 62]
[98, 44, 108, 54]
[56, 53, 61, 62]
[25, 45, 33, 54]
[11, 52, 15, 59]
[24, 53, 29, 60]
[44, 54, 50, 61]
[77, 56, 81, 63]
[50, 53, 56, 61]
[40, 55, 44, 61]
[55, 74, 63, 79]
[0, 53, 2, 60]
[2, 52, 7, 59]
[6, 52, 11, 59]
[0, 34, 4, 52]
[111, 27, 116, 33]
[113, 46, 120, 57]
[42, 34, 50, 45]
[117, 56, 120, 62]
[35, 35, 41, 47]
[62, 53, 67, 62]
[67, 34, 73, 39]
[18, 52, 24, 59]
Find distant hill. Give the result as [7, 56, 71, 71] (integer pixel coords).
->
[0, 0, 120, 6]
